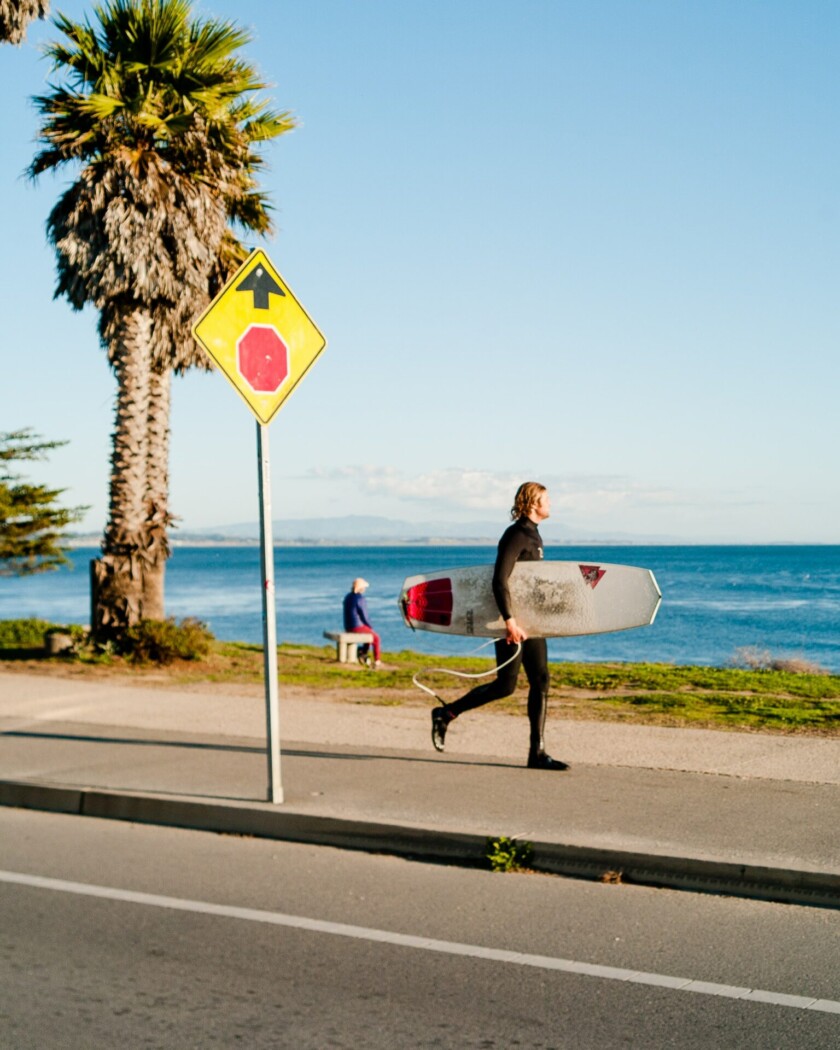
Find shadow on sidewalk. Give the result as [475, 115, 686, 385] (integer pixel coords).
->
[2, 727, 521, 770]
[2, 729, 259, 754]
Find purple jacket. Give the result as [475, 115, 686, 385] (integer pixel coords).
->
[343, 591, 372, 631]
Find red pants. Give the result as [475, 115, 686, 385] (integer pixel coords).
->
[350, 625, 381, 661]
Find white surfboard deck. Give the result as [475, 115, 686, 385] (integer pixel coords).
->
[399, 561, 661, 638]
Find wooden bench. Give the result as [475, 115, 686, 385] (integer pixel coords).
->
[323, 630, 374, 664]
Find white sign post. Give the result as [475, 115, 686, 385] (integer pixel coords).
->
[192, 249, 326, 804]
[257, 422, 282, 802]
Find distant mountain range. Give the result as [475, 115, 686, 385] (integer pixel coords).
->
[173, 515, 671, 545]
[186, 515, 541, 544]
[68, 515, 680, 547]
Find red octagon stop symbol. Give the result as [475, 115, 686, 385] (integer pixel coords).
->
[236, 324, 289, 394]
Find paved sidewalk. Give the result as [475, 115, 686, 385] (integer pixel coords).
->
[2, 671, 839, 908]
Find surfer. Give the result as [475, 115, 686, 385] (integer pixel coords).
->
[343, 577, 382, 667]
[431, 482, 569, 770]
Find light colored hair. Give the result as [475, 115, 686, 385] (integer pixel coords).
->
[511, 482, 546, 521]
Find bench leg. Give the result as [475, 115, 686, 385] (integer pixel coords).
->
[338, 639, 360, 663]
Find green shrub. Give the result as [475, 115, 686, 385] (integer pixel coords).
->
[485, 836, 534, 873]
[0, 618, 62, 648]
[123, 617, 214, 664]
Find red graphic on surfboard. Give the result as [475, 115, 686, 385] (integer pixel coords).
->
[579, 564, 606, 588]
[402, 578, 454, 627]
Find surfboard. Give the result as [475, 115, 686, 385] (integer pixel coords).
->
[399, 561, 661, 639]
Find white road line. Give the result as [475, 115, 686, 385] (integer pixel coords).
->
[2, 869, 838, 1015]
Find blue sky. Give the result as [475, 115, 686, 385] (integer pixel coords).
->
[1, 0, 838, 542]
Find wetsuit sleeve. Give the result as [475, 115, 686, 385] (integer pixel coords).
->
[492, 527, 527, 620]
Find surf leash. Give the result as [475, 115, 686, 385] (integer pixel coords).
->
[411, 640, 523, 704]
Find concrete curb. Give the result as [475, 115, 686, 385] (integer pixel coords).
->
[530, 843, 840, 910]
[3, 777, 840, 911]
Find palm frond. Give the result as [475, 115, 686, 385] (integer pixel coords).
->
[0, 0, 50, 45]
[33, 0, 295, 368]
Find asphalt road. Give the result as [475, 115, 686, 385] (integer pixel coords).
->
[2, 808, 839, 1049]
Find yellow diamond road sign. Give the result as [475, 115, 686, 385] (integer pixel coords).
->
[191, 249, 326, 425]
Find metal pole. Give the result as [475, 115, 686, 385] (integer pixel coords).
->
[257, 421, 283, 803]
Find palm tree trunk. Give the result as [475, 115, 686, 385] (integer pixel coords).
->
[91, 310, 152, 639]
[142, 367, 172, 621]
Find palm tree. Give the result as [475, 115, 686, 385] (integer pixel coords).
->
[30, 0, 294, 636]
[1, 0, 49, 44]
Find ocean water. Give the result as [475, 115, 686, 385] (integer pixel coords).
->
[2, 545, 839, 671]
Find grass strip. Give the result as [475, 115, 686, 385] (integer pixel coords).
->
[2, 636, 839, 735]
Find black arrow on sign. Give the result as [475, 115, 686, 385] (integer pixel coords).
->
[236, 264, 286, 310]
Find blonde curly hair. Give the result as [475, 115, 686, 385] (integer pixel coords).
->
[511, 482, 546, 521]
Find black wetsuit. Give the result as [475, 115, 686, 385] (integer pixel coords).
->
[447, 516, 550, 758]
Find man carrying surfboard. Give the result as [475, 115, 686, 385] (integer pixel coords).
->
[431, 482, 569, 770]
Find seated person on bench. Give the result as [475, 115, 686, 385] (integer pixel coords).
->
[343, 577, 381, 668]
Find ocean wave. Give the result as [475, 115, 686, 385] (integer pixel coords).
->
[664, 598, 838, 612]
